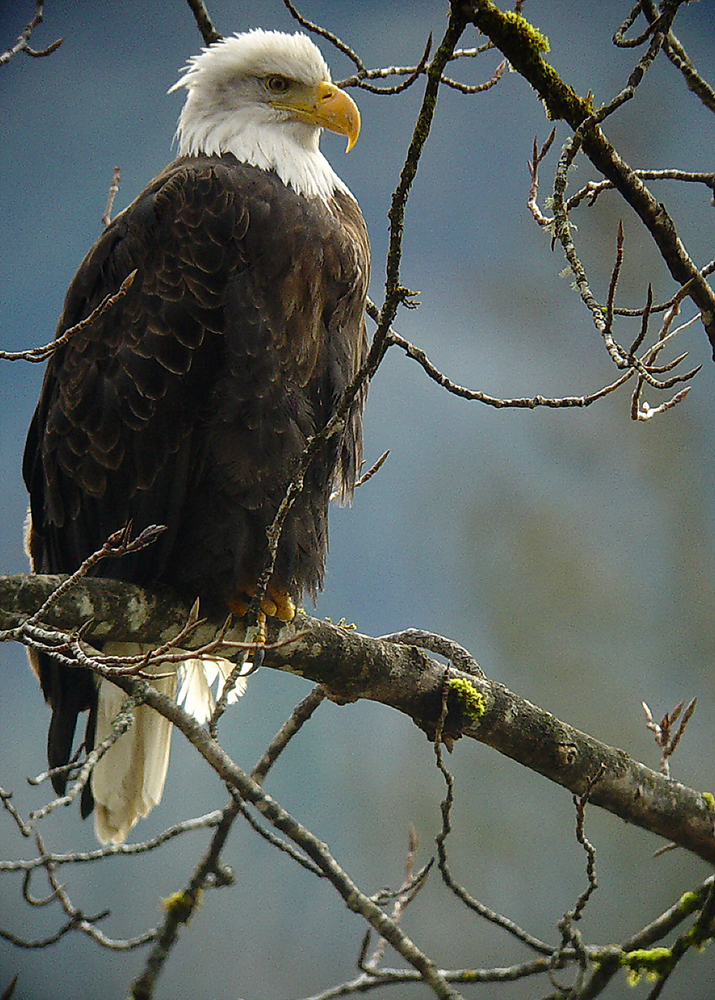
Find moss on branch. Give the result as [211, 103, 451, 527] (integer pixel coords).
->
[457, 0, 592, 122]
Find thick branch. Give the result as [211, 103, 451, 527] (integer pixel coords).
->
[3, 573, 715, 865]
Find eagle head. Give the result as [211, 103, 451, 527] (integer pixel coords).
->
[170, 29, 361, 201]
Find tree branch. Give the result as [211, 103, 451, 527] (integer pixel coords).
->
[3, 573, 714, 865]
[183, 0, 221, 46]
[0, 2, 63, 66]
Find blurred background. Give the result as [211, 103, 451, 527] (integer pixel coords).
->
[2, 1, 715, 997]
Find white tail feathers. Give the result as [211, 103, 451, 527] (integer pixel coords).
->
[91, 643, 249, 844]
[176, 655, 248, 725]
[92, 658, 176, 844]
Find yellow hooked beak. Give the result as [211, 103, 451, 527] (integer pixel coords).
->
[272, 80, 361, 152]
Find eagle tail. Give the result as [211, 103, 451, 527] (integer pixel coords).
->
[91, 644, 248, 845]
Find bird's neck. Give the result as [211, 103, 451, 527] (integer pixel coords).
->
[176, 104, 351, 204]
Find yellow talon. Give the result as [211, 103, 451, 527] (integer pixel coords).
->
[230, 584, 296, 623]
[270, 590, 296, 622]
[262, 596, 278, 618]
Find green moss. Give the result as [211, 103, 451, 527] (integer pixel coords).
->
[679, 890, 701, 916]
[469, 1, 592, 124]
[162, 889, 199, 924]
[324, 617, 357, 629]
[449, 677, 486, 723]
[621, 947, 675, 985]
[686, 920, 714, 951]
[702, 791, 715, 810]
[501, 10, 550, 53]
[458, 970, 480, 982]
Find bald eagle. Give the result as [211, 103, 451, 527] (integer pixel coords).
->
[23, 30, 370, 843]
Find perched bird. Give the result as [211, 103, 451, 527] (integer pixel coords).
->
[23, 29, 370, 843]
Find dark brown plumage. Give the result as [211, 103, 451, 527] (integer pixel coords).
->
[23, 30, 369, 841]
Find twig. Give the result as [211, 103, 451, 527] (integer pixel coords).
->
[613, 2, 657, 49]
[551, 765, 606, 995]
[251, 685, 326, 784]
[431, 668, 553, 956]
[639, 0, 715, 115]
[382, 6, 468, 335]
[23, 695, 139, 830]
[0, 1, 63, 66]
[130, 798, 239, 999]
[379, 628, 484, 678]
[337, 38, 505, 96]
[388, 325, 634, 410]
[101, 166, 122, 227]
[642, 699, 697, 777]
[571, 765, 605, 923]
[441, 57, 506, 94]
[233, 799, 323, 876]
[115, 675, 464, 999]
[282, 0, 365, 72]
[183, 0, 221, 46]
[0, 269, 137, 363]
[349, 36, 432, 96]
[0, 832, 155, 951]
[329, 450, 389, 502]
[566, 169, 715, 213]
[23, 522, 163, 627]
[361, 827, 430, 972]
[0, 811, 224, 870]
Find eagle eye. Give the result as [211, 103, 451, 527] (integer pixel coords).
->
[266, 75, 291, 94]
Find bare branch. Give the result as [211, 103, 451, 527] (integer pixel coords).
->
[0, 269, 138, 363]
[567, 169, 715, 213]
[347, 36, 432, 96]
[101, 165, 122, 227]
[0, 832, 154, 951]
[433, 700, 553, 955]
[361, 828, 431, 972]
[570, 765, 605, 923]
[282, 0, 365, 73]
[380, 628, 484, 678]
[387, 325, 634, 411]
[639, 0, 715, 114]
[441, 56, 506, 94]
[464, 0, 715, 351]
[251, 684, 326, 785]
[0, 2, 63, 66]
[183, 0, 221, 46]
[642, 698, 698, 777]
[0, 811, 223, 871]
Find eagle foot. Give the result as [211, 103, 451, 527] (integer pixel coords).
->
[265, 588, 296, 622]
[230, 585, 296, 624]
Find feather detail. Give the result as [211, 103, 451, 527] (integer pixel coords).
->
[177, 655, 249, 725]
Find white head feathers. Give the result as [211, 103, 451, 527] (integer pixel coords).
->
[171, 30, 332, 96]
[169, 29, 353, 202]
